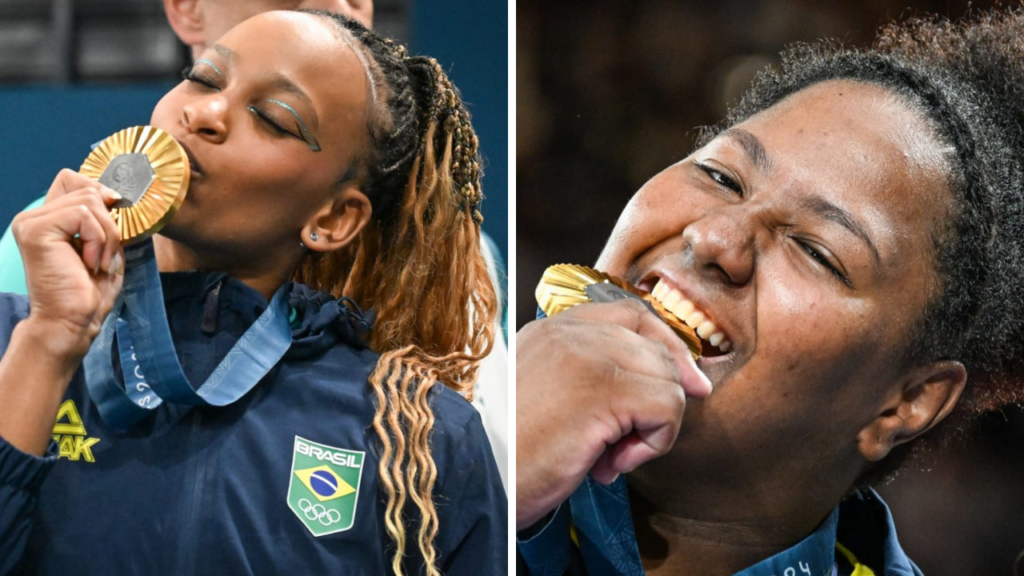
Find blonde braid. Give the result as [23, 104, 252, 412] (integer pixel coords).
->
[292, 12, 497, 575]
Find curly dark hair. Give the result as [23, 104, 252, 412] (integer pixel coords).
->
[695, 9, 1024, 482]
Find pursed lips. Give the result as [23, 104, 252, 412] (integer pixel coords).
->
[177, 140, 204, 178]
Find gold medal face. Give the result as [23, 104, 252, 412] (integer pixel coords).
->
[536, 264, 703, 359]
[79, 126, 190, 245]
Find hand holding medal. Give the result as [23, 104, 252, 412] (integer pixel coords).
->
[536, 264, 703, 359]
[78, 125, 190, 245]
[517, 265, 715, 528]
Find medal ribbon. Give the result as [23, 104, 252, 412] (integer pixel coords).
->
[83, 238, 292, 431]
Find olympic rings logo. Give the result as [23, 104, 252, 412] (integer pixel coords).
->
[298, 498, 341, 526]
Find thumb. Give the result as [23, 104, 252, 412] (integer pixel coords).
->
[591, 427, 679, 485]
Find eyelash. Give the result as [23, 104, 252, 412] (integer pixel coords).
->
[247, 106, 291, 136]
[694, 160, 852, 287]
[797, 240, 852, 287]
[180, 66, 295, 138]
[696, 162, 743, 196]
[181, 65, 218, 90]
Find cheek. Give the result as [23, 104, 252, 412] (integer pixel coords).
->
[597, 170, 717, 275]
[707, 273, 889, 449]
[150, 89, 183, 127]
[220, 147, 328, 214]
[755, 265, 879, 390]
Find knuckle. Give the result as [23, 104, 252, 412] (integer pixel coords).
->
[605, 323, 634, 342]
[600, 360, 625, 385]
[617, 298, 649, 316]
[88, 195, 108, 216]
[669, 386, 687, 414]
[10, 216, 24, 239]
[652, 340, 671, 359]
[523, 316, 556, 343]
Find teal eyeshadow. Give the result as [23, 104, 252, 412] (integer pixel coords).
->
[266, 99, 321, 152]
[194, 58, 222, 76]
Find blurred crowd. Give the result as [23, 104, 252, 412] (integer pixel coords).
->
[517, 0, 1024, 573]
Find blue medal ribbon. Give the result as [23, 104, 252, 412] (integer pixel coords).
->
[83, 238, 292, 431]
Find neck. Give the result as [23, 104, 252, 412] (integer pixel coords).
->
[627, 476, 837, 576]
[153, 234, 297, 300]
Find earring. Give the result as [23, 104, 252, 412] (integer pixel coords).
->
[310, 232, 318, 242]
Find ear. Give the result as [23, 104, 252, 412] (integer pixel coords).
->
[164, 0, 207, 51]
[856, 361, 967, 462]
[302, 186, 372, 253]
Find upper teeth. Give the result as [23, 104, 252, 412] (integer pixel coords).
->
[651, 279, 731, 353]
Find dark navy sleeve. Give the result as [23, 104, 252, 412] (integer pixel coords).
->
[516, 504, 574, 575]
[0, 437, 58, 575]
[431, 397, 508, 574]
[0, 292, 60, 575]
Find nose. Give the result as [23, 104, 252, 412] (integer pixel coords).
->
[681, 206, 756, 286]
[181, 95, 228, 143]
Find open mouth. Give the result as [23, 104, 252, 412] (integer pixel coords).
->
[649, 279, 732, 357]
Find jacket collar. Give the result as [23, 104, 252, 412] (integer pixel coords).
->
[159, 270, 374, 359]
[565, 475, 918, 576]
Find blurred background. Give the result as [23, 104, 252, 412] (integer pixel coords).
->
[0, 0, 507, 264]
[517, 0, 1024, 574]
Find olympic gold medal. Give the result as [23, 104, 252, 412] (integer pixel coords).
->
[79, 126, 190, 245]
[536, 263, 703, 359]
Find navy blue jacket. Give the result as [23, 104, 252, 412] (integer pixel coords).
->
[516, 468, 922, 576]
[0, 272, 506, 574]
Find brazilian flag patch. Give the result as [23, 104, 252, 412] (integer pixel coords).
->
[287, 436, 365, 536]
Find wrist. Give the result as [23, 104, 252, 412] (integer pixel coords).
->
[15, 316, 94, 364]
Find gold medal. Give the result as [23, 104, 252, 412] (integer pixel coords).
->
[536, 264, 703, 359]
[79, 126, 190, 245]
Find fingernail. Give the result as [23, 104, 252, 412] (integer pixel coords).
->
[701, 370, 714, 392]
[686, 355, 714, 393]
[108, 252, 124, 275]
[103, 186, 122, 201]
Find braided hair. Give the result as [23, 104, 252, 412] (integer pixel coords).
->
[697, 9, 1024, 483]
[291, 11, 496, 574]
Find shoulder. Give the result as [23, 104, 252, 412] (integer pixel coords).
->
[426, 381, 508, 564]
[428, 383, 487, 452]
[427, 382, 503, 495]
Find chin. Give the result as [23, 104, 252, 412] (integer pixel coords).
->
[155, 213, 197, 246]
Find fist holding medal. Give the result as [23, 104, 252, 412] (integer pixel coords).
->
[11, 126, 188, 356]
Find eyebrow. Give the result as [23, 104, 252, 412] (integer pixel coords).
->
[212, 44, 235, 61]
[716, 127, 880, 268]
[802, 196, 882, 267]
[208, 44, 321, 151]
[721, 128, 773, 173]
[265, 74, 318, 127]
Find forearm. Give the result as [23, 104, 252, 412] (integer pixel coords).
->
[0, 319, 88, 456]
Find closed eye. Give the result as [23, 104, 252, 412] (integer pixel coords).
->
[797, 239, 852, 287]
[695, 162, 743, 196]
[247, 106, 299, 140]
[181, 66, 220, 91]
